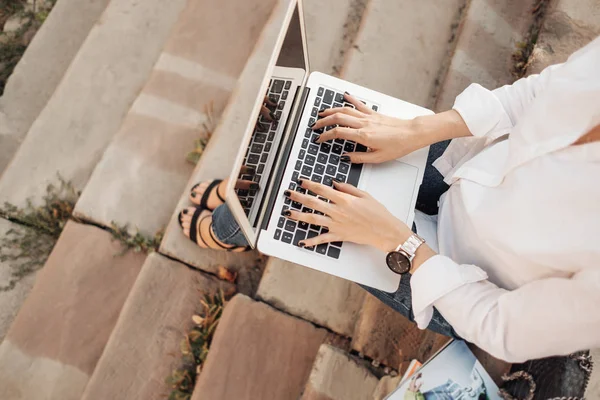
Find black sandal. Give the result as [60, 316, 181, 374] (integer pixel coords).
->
[190, 179, 226, 211]
[178, 207, 250, 252]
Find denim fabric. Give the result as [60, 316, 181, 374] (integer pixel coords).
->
[211, 141, 458, 337]
[211, 203, 250, 247]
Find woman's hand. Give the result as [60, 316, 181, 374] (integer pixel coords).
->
[283, 178, 412, 252]
[311, 93, 471, 164]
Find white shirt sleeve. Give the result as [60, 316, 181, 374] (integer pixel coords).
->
[452, 63, 561, 139]
[411, 255, 600, 363]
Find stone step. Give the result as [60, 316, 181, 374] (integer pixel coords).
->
[192, 294, 327, 400]
[0, 0, 111, 173]
[0, 0, 188, 210]
[0, 221, 145, 400]
[528, 0, 600, 74]
[256, 258, 365, 337]
[351, 293, 449, 372]
[80, 252, 234, 400]
[73, 0, 280, 237]
[0, 218, 38, 342]
[341, 0, 467, 109]
[434, 0, 541, 112]
[301, 344, 379, 400]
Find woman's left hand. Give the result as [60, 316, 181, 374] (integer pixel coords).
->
[283, 178, 412, 252]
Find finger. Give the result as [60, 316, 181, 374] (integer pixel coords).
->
[240, 165, 255, 175]
[298, 233, 337, 248]
[297, 178, 344, 203]
[265, 95, 277, 107]
[260, 105, 274, 121]
[284, 189, 332, 214]
[319, 106, 364, 119]
[312, 113, 362, 131]
[316, 126, 362, 144]
[235, 179, 259, 190]
[284, 208, 331, 227]
[332, 179, 366, 197]
[342, 150, 382, 164]
[344, 92, 372, 114]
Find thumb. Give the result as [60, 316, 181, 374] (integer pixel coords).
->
[344, 150, 381, 164]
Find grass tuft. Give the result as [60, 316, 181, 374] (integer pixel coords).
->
[165, 289, 229, 400]
[109, 222, 164, 255]
[186, 103, 217, 165]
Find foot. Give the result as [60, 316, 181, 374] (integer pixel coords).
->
[190, 179, 228, 210]
[179, 207, 247, 252]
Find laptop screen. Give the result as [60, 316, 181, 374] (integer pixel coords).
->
[229, 3, 307, 242]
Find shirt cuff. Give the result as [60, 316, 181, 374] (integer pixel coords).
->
[452, 83, 513, 138]
[410, 255, 488, 329]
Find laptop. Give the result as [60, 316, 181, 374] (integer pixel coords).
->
[225, 0, 432, 292]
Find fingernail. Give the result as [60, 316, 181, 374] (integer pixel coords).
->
[284, 210, 291, 216]
[333, 179, 341, 184]
[341, 155, 351, 162]
[191, 192, 196, 198]
[298, 241, 306, 248]
[284, 190, 291, 197]
[250, 183, 259, 190]
[308, 121, 315, 128]
[312, 136, 320, 143]
[183, 209, 189, 214]
[344, 91, 351, 96]
[296, 179, 304, 186]
[270, 111, 278, 120]
[269, 95, 277, 103]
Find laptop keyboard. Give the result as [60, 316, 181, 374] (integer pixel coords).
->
[273, 87, 378, 259]
[237, 78, 293, 216]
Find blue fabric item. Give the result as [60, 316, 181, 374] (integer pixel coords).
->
[210, 141, 458, 337]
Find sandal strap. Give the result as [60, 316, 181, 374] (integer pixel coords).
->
[188, 207, 205, 245]
[199, 179, 223, 209]
[198, 216, 241, 250]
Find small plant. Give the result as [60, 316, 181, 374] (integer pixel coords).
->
[186, 103, 217, 165]
[109, 222, 164, 255]
[0, 177, 80, 291]
[165, 289, 228, 400]
[511, 0, 550, 78]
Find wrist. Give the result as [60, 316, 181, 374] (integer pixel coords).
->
[376, 221, 413, 253]
[412, 110, 472, 144]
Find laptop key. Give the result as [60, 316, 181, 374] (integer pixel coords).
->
[323, 89, 334, 105]
[264, 142, 271, 152]
[326, 165, 336, 175]
[260, 153, 268, 163]
[274, 229, 282, 240]
[332, 144, 343, 154]
[293, 229, 306, 247]
[314, 97, 321, 107]
[317, 153, 328, 164]
[316, 243, 328, 255]
[292, 171, 299, 182]
[338, 162, 349, 174]
[308, 144, 319, 155]
[305, 128, 312, 138]
[305, 155, 315, 166]
[284, 197, 291, 205]
[268, 131, 275, 141]
[333, 102, 343, 108]
[282, 231, 293, 244]
[285, 220, 297, 232]
[272, 79, 284, 93]
[258, 163, 265, 174]
[347, 164, 363, 187]
[282, 90, 288, 100]
[344, 142, 355, 152]
[308, 118, 315, 126]
[284, 80, 291, 90]
[356, 143, 368, 152]
[320, 143, 331, 153]
[336, 173, 346, 182]
[311, 107, 318, 117]
[299, 149, 306, 160]
[335, 93, 344, 103]
[295, 160, 302, 170]
[372, 105, 378, 111]
[247, 154, 259, 164]
[311, 175, 322, 183]
[317, 87, 324, 96]
[323, 175, 333, 186]
[302, 165, 313, 176]
[327, 246, 341, 259]
[315, 164, 325, 175]
[298, 220, 309, 230]
[275, 111, 282, 119]
[292, 200, 302, 209]
[332, 241, 343, 248]
[251, 143, 263, 153]
[329, 154, 340, 164]
[302, 139, 309, 148]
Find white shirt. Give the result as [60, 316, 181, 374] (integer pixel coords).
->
[410, 36, 600, 363]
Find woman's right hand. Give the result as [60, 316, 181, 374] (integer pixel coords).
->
[311, 93, 470, 164]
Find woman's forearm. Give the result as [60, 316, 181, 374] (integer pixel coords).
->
[412, 110, 472, 145]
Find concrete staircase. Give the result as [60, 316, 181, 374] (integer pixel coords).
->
[1, 0, 599, 399]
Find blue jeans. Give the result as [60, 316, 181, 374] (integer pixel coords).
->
[211, 141, 459, 338]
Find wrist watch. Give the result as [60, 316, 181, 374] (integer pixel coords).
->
[386, 233, 425, 274]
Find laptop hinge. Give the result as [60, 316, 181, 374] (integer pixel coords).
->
[260, 86, 310, 231]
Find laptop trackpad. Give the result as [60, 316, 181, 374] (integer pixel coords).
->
[361, 160, 419, 224]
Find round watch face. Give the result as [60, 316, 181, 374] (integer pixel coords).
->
[386, 251, 411, 274]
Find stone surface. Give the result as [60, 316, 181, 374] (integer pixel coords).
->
[468, 343, 512, 386]
[372, 375, 402, 400]
[159, 0, 288, 274]
[192, 294, 327, 400]
[0, 218, 38, 342]
[528, 0, 600, 75]
[74, 0, 279, 236]
[0, 0, 188, 209]
[81, 253, 233, 400]
[0, 221, 145, 400]
[352, 294, 449, 370]
[301, 344, 379, 400]
[257, 257, 365, 337]
[435, 0, 540, 111]
[586, 348, 600, 400]
[0, 0, 111, 173]
[342, 0, 466, 109]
